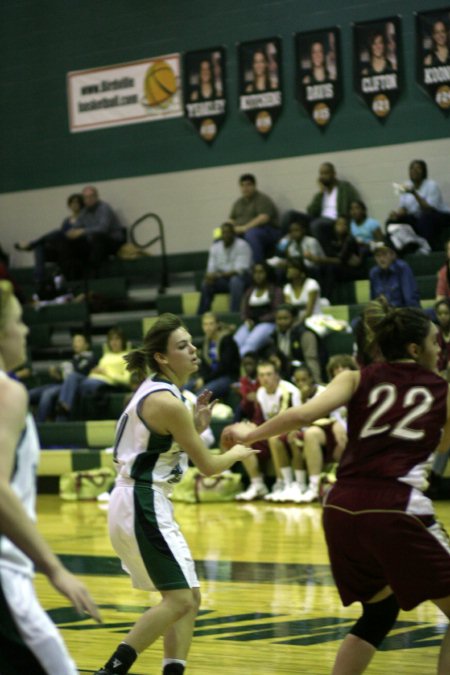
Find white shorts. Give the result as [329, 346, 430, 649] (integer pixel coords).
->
[108, 483, 199, 592]
[0, 566, 77, 675]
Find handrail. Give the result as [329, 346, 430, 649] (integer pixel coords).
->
[129, 212, 168, 293]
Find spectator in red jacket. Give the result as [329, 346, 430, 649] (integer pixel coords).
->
[436, 239, 450, 302]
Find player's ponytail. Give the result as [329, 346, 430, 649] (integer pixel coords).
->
[124, 313, 185, 380]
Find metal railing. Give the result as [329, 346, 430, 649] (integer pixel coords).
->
[129, 212, 168, 293]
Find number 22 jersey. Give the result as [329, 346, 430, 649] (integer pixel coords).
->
[337, 361, 448, 492]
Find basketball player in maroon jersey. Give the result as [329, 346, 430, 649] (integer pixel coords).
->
[225, 304, 450, 674]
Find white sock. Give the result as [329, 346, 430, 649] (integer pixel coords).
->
[163, 658, 187, 667]
[295, 470, 307, 488]
[309, 474, 320, 493]
[251, 476, 264, 486]
[280, 466, 293, 485]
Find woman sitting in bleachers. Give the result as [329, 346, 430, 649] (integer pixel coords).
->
[233, 262, 283, 357]
[56, 327, 131, 420]
[29, 332, 97, 422]
[188, 312, 240, 400]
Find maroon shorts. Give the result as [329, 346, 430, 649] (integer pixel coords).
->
[252, 440, 271, 463]
[315, 423, 335, 464]
[323, 482, 450, 610]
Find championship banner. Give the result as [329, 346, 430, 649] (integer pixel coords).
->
[416, 8, 450, 114]
[183, 47, 226, 143]
[295, 28, 341, 129]
[67, 54, 183, 133]
[353, 17, 401, 121]
[238, 38, 282, 136]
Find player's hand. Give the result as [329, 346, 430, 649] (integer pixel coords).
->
[194, 389, 217, 433]
[221, 421, 256, 449]
[231, 443, 260, 461]
[48, 566, 102, 623]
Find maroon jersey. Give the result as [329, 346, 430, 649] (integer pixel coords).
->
[337, 361, 448, 490]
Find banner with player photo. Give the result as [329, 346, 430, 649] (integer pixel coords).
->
[353, 17, 401, 121]
[416, 8, 450, 114]
[183, 47, 226, 143]
[295, 28, 341, 129]
[238, 38, 282, 136]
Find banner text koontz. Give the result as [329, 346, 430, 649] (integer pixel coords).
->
[240, 91, 282, 110]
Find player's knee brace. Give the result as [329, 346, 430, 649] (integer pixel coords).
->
[349, 594, 399, 648]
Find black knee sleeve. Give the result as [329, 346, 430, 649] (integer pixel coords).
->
[350, 594, 399, 648]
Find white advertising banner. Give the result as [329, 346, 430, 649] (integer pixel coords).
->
[67, 54, 183, 132]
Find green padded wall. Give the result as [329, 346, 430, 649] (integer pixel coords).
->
[0, 0, 447, 193]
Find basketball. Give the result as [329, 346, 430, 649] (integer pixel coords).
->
[144, 60, 177, 107]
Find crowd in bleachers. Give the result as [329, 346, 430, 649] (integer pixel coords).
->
[5, 156, 450, 501]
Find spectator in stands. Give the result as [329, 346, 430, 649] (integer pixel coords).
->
[232, 352, 259, 421]
[0, 242, 24, 301]
[190, 312, 240, 400]
[60, 185, 125, 279]
[15, 194, 85, 296]
[387, 160, 450, 248]
[267, 304, 322, 383]
[306, 162, 361, 247]
[235, 360, 300, 501]
[233, 262, 283, 357]
[283, 258, 325, 319]
[436, 239, 450, 302]
[349, 199, 383, 253]
[326, 353, 358, 382]
[197, 222, 252, 314]
[303, 216, 365, 299]
[269, 215, 324, 281]
[56, 327, 130, 419]
[28, 333, 96, 422]
[369, 241, 420, 307]
[266, 364, 325, 503]
[226, 173, 280, 263]
[435, 299, 450, 381]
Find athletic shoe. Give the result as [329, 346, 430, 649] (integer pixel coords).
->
[298, 487, 319, 503]
[263, 480, 285, 502]
[275, 481, 305, 503]
[92, 669, 111, 675]
[97, 491, 111, 502]
[235, 483, 269, 501]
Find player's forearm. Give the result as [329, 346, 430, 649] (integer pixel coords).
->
[0, 482, 62, 576]
[246, 407, 307, 444]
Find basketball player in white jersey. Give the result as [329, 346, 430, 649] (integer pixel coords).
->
[0, 280, 100, 675]
[94, 312, 257, 675]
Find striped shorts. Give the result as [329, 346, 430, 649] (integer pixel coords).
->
[108, 482, 199, 592]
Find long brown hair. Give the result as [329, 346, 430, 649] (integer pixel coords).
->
[124, 313, 185, 382]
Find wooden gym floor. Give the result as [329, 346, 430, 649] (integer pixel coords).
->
[36, 495, 450, 674]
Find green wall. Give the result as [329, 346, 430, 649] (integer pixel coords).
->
[0, 0, 447, 193]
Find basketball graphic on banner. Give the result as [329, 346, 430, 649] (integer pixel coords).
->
[144, 60, 177, 106]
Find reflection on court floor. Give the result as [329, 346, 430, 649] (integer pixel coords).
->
[36, 496, 450, 674]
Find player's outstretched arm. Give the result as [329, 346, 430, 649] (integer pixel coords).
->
[224, 371, 360, 447]
[142, 392, 259, 476]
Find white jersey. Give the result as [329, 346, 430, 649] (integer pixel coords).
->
[256, 379, 301, 420]
[0, 406, 40, 577]
[113, 376, 188, 494]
